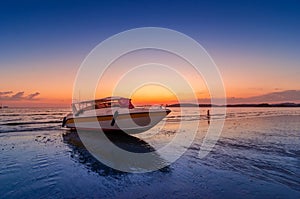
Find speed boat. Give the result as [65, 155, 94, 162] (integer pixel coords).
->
[62, 96, 171, 134]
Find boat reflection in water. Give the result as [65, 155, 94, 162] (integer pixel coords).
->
[62, 130, 170, 175]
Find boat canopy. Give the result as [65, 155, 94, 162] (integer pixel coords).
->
[72, 96, 134, 113]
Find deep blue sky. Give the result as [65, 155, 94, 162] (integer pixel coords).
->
[1, 0, 300, 104]
[1, 0, 299, 62]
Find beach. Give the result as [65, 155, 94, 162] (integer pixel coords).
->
[0, 107, 299, 198]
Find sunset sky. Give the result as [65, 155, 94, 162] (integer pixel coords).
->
[1, 0, 300, 106]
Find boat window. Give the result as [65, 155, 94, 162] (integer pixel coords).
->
[73, 97, 135, 110]
[72, 104, 78, 113]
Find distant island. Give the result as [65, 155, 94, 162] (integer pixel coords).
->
[167, 102, 300, 107]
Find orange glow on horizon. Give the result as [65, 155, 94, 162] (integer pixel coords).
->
[2, 48, 299, 107]
[130, 84, 179, 105]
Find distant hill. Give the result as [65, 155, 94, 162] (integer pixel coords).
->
[167, 102, 300, 107]
[167, 103, 199, 107]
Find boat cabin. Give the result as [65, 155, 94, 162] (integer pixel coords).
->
[72, 96, 134, 114]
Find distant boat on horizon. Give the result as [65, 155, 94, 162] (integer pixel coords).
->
[0, 104, 8, 109]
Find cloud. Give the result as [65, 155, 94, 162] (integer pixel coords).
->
[11, 92, 25, 100]
[27, 92, 40, 100]
[0, 91, 40, 101]
[227, 90, 300, 104]
[198, 90, 300, 104]
[0, 91, 13, 96]
[240, 90, 300, 103]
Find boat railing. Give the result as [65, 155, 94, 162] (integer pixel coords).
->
[136, 104, 168, 110]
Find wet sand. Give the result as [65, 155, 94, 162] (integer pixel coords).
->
[0, 108, 299, 198]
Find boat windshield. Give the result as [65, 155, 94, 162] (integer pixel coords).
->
[72, 97, 134, 113]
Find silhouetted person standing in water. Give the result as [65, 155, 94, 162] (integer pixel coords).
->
[207, 109, 210, 125]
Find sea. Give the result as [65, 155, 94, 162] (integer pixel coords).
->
[0, 107, 299, 198]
